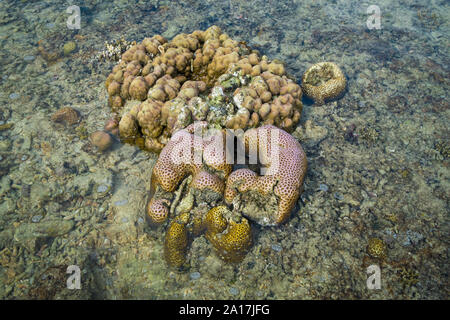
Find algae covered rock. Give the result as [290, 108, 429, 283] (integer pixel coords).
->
[13, 219, 74, 252]
[89, 130, 113, 152]
[51, 107, 80, 125]
[63, 41, 77, 56]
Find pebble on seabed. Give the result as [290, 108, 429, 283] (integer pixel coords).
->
[334, 192, 344, 200]
[271, 244, 282, 252]
[190, 272, 201, 280]
[114, 199, 128, 206]
[32, 215, 43, 223]
[229, 287, 239, 296]
[97, 185, 109, 193]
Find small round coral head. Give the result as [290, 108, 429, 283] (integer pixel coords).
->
[301, 62, 346, 105]
[146, 198, 170, 226]
[89, 130, 113, 152]
[104, 118, 119, 136]
[367, 237, 387, 259]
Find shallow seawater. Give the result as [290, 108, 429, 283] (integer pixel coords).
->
[0, 0, 448, 299]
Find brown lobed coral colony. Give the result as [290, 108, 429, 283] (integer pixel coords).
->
[102, 26, 334, 268]
[105, 25, 303, 152]
[146, 122, 307, 268]
[224, 125, 308, 226]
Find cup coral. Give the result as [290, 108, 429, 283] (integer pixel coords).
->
[301, 62, 346, 105]
[105, 26, 303, 152]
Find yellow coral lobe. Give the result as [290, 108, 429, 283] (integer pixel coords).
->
[190, 215, 205, 237]
[204, 206, 228, 234]
[164, 213, 189, 268]
[367, 238, 387, 258]
[205, 207, 252, 263]
[301, 62, 346, 105]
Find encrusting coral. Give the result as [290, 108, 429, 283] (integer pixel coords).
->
[105, 25, 303, 152]
[147, 122, 306, 267]
[367, 237, 387, 259]
[301, 62, 346, 105]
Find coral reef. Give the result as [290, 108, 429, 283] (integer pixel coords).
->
[147, 122, 305, 267]
[105, 26, 303, 152]
[225, 125, 308, 226]
[89, 130, 113, 152]
[1, 0, 447, 300]
[301, 62, 346, 105]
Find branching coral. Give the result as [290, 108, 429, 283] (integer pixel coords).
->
[105, 26, 303, 152]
